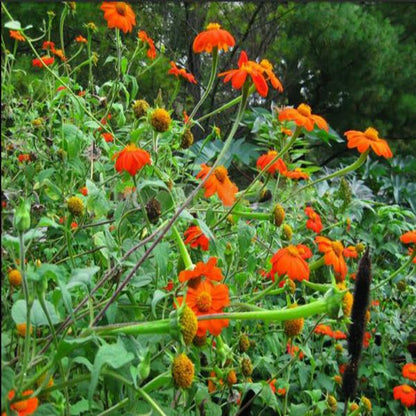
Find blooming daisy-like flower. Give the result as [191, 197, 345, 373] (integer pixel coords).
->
[101, 132, 114, 143]
[138, 30, 156, 59]
[100, 2, 136, 34]
[42, 41, 55, 50]
[259, 59, 283, 92]
[9, 30, 25, 42]
[393, 384, 416, 408]
[315, 236, 348, 281]
[52, 48, 66, 62]
[112, 144, 151, 176]
[3, 390, 38, 416]
[344, 127, 393, 158]
[179, 257, 222, 284]
[305, 206, 323, 234]
[196, 164, 238, 207]
[283, 168, 310, 180]
[183, 225, 210, 251]
[343, 245, 358, 258]
[270, 245, 311, 282]
[402, 363, 416, 382]
[314, 324, 333, 337]
[279, 103, 328, 132]
[256, 150, 287, 175]
[177, 280, 230, 336]
[193, 22, 235, 54]
[75, 35, 87, 43]
[168, 61, 197, 84]
[32, 57, 54, 68]
[400, 230, 416, 245]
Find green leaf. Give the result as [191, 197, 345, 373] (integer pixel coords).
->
[33, 403, 60, 415]
[67, 266, 100, 291]
[62, 124, 85, 158]
[37, 217, 60, 228]
[121, 57, 128, 75]
[11, 300, 61, 326]
[86, 180, 109, 218]
[136, 179, 169, 193]
[237, 221, 255, 257]
[89, 341, 134, 402]
[151, 290, 168, 318]
[153, 242, 169, 277]
[1, 366, 15, 405]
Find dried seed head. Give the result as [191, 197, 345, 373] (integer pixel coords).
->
[132, 99, 149, 119]
[238, 334, 250, 353]
[273, 204, 285, 226]
[145, 198, 161, 224]
[283, 304, 304, 337]
[67, 196, 84, 216]
[180, 306, 197, 345]
[150, 108, 171, 132]
[180, 129, 194, 149]
[241, 357, 253, 377]
[172, 353, 194, 389]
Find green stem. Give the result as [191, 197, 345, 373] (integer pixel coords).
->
[88, 319, 171, 337]
[302, 280, 331, 293]
[249, 281, 280, 303]
[168, 79, 181, 110]
[309, 257, 326, 271]
[59, 5, 68, 76]
[97, 398, 129, 416]
[171, 225, 194, 270]
[196, 94, 242, 123]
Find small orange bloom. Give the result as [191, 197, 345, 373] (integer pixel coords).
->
[314, 324, 333, 337]
[393, 384, 415, 408]
[305, 206, 323, 234]
[402, 363, 416, 382]
[57, 86, 67, 92]
[100, 2, 136, 34]
[315, 236, 348, 281]
[163, 280, 174, 291]
[101, 132, 114, 143]
[193, 22, 235, 54]
[42, 41, 55, 50]
[287, 342, 304, 359]
[78, 90, 86, 97]
[219, 51, 269, 97]
[283, 168, 309, 180]
[408, 248, 416, 264]
[3, 390, 38, 416]
[183, 225, 210, 251]
[52, 48, 66, 62]
[177, 280, 230, 336]
[279, 104, 328, 132]
[179, 257, 222, 283]
[138, 30, 156, 59]
[270, 245, 310, 282]
[80, 187, 88, 196]
[70, 221, 78, 230]
[344, 127, 393, 158]
[75, 35, 87, 43]
[18, 154, 31, 163]
[259, 59, 283, 92]
[168, 61, 197, 84]
[10, 30, 25, 42]
[256, 151, 287, 175]
[400, 230, 416, 245]
[196, 164, 238, 207]
[343, 246, 358, 258]
[281, 127, 292, 136]
[112, 144, 151, 176]
[32, 57, 54, 68]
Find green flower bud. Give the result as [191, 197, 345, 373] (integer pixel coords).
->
[14, 199, 31, 232]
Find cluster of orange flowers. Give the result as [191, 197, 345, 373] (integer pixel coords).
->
[184, 225, 210, 251]
[2, 390, 38, 416]
[393, 362, 416, 408]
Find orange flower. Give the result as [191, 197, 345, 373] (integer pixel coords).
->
[80, 187, 88, 196]
[315, 236, 348, 281]
[42, 41, 55, 50]
[183, 225, 210, 251]
[101, 132, 114, 143]
[112, 144, 151, 176]
[408, 248, 416, 264]
[400, 230, 416, 245]
[402, 363, 416, 382]
[343, 246, 358, 258]
[10, 30, 25, 42]
[305, 206, 323, 234]
[278, 103, 328, 132]
[256, 151, 287, 175]
[219, 51, 268, 97]
[259, 59, 283, 92]
[179, 257, 222, 284]
[57, 86, 67, 92]
[196, 164, 238, 207]
[138, 30, 156, 59]
[283, 168, 310, 180]
[344, 127, 393, 158]
[75, 35, 87, 43]
[393, 384, 415, 408]
[70, 221, 78, 230]
[3, 390, 38, 416]
[163, 280, 174, 291]
[177, 280, 230, 336]
[52, 48, 66, 62]
[193, 22, 235, 53]
[270, 245, 310, 282]
[287, 342, 304, 359]
[168, 62, 197, 84]
[32, 57, 54, 68]
[332, 330, 347, 340]
[18, 154, 31, 163]
[100, 2, 136, 34]
[78, 90, 86, 97]
[314, 324, 333, 337]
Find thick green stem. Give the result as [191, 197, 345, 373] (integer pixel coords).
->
[196, 94, 242, 123]
[171, 225, 193, 270]
[89, 319, 171, 337]
[309, 257, 326, 271]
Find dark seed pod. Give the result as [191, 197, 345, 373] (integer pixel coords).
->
[145, 198, 161, 224]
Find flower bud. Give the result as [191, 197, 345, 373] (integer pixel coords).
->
[14, 199, 31, 232]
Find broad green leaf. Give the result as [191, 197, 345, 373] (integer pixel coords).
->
[237, 221, 255, 257]
[4, 20, 21, 30]
[153, 242, 169, 276]
[62, 124, 85, 158]
[67, 266, 100, 291]
[1, 367, 15, 405]
[11, 299, 61, 326]
[151, 290, 168, 318]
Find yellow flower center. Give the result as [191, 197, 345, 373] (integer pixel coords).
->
[287, 245, 300, 257]
[402, 385, 411, 393]
[332, 241, 344, 256]
[268, 150, 278, 157]
[207, 23, 221, 30]
[116, 2, 127, 15]
[364, 127, 380, 141]
[260, 59, 273, 72]
[214, 166, 227, 183]
[297, 103, 312, 117]
[196, 291, 212, 312]
[13, 401, 28, 411]
[125, 144, 138, 152]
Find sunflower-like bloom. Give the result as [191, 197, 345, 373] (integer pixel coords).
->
[100, 2, 136, 33]
[179, 257, 222, 284]
[305, 206, 323, 234]
[138, 30, 156, 59]
[279, 103, 328, 132]
[32, 57, 54, 68]
[283, 168, 309, 180]
[400, 230, 416, 245]
[344, 127, 393, 158]
[256, 150, 287, 175]
[183, 225, 210, 251]
[393, 384, 416, 408]
[315, 236, 348, 281]
[193, 22, 235, 53]
[112, 144, 151, 176]
[219, 51, 282, 97]
[10, 30, 25, 42]
[176, 280, 230, 336]
[270, 244, 311, 282]
[168, 61, 197, 84]
[3, 390, 38, 416]
[196, 164, 238, 207]
[402, 363, 416, 382]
